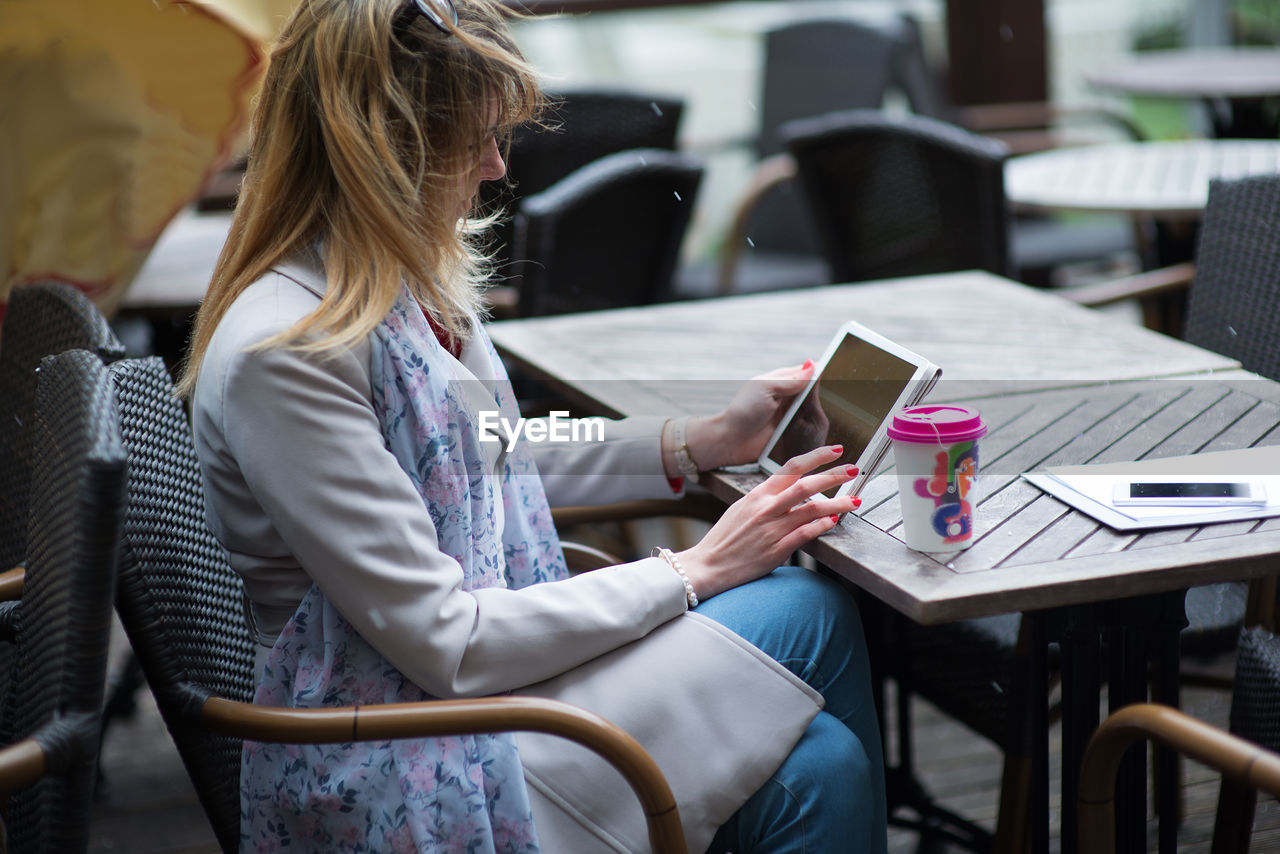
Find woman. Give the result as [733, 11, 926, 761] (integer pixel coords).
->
[179, 0, 887, 851]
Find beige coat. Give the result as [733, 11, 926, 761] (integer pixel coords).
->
[190, 255, 822, 853]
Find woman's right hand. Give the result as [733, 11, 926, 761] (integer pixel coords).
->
[675, 445, 860, 602]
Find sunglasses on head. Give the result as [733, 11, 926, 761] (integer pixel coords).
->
[404, 0, 458, 34]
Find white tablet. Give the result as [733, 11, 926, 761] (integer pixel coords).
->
[758, 320, 942, 500]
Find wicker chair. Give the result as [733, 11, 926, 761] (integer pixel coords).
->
[510, 148, 704, 317]
[705, 17, 911, 297]
[1079, 579, 1280, 854]
[107, 355, 687, 853]
[781, 109, 1013, 284]
[0, 350, 127, 853]
[480, 87, 684, 303]
[888, 12, 1150, 288]
[0, 281, 124, 571]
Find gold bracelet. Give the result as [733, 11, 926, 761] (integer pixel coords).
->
[672, 417, 700, 483]
[652, 546, 698, 609]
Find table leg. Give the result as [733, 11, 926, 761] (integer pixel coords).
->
[1204, 95, 1280, 139]
[1027, 611, 1050, 854]
[1151, 592, 1188, 854]
[1107, 600, 1147, 854]
[1059, 603, 1102, 854]
[1109, 591, 1189, 854]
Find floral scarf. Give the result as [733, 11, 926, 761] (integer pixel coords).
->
[240, 287, 569, 853]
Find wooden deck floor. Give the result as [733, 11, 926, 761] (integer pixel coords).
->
[87, 620, 1280, 854]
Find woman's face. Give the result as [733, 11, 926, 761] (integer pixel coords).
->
[450, 111, 506, 221]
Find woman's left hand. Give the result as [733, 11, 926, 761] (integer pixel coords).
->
[686, 360, 815, 471]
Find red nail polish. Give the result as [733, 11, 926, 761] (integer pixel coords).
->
[830, 445, 843, 454]
[850, 497, 862, 508]
[829, 515, 839, 523]
[802, 359, 814, 370]
[846, 466, 859, 476]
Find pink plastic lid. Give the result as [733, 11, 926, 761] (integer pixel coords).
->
[886, 405, 987, 444]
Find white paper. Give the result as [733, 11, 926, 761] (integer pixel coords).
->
[1022, 446, 1280, 531]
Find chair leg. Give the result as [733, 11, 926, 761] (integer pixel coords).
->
[993, 754, 1032, 854]
[1210, 778, 1258, 854]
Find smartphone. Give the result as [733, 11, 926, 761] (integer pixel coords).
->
[1112, 480, 1267, 507]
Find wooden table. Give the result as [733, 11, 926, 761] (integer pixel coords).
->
[490, 271, 1267, 622]
[120, 208, 231, 316]
[1085, 47, 1280, 138]
[488, 270, 1279, 853]
[1005, 139, 1280, 220]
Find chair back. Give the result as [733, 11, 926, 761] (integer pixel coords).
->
[2, 349, 125, 853]
[0, 282, 125, 570]
[780, 109, 1012, 283]
[108, 356, 255, 854]
[1183, 175, 1280, 381]
[749, 17, 908, 258]
[511, 148, 704, 317]
[483, 88, 684, 279]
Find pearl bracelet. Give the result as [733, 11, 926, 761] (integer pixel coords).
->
[652, 546, 698, 609]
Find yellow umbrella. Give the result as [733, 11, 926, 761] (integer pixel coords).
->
[0, 0, 297, 318]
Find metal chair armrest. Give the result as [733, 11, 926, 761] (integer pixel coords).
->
[716, 153, 798, 296]
[0, 566, 24, 602]
[551, 494, 725, 529]
[1079, 702, 1280, 854]
[201, 694, 687, 853]
[959, 101, 1145, 154]
[1056, 262, 1195, 333]
[0, 739, 46, 794]
[562, 541, 624, 574]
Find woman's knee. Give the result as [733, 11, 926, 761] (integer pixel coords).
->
[719, 712, 884, 854]
[783, 711, 878, 806]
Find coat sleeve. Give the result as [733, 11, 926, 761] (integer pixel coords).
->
[529, 415, 685, 507]
[197, 308, 689, 699]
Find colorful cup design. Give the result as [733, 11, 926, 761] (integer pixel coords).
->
[887, 405, 987, 553]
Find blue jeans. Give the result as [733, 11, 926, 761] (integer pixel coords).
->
[696, 566, 888, 854]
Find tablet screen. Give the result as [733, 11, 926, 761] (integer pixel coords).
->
[766, 332, 922, 481]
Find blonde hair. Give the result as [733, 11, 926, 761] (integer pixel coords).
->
[177, 0, 543, 397]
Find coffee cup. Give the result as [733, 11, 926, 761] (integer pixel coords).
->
[886, 405, 987, 552]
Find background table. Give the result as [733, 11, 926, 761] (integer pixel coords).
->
[1085, 47, 1280, 138]
[1005, 139, 1280, 220]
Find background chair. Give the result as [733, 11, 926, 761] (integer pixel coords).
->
[1079, 578, 1280, 854]
[780, 109, 1012, 284]
[480, 87, 684, 300]
[711, 13, 1146, 296]
[107, 356, 687, 853]
[888, 12, 1151, 289]
[699, 17, 910, 297]
[510, 147, 704, 318]
[0, 349, 126, 853]
[0, 281, 125, 571]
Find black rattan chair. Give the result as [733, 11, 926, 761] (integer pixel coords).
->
[888, 12, 1149, 288]
[1174, 173, 1280, 680]
[482, 88, 684, 290]
[780, 109, 1013, 284]
[0, 349, 126, 853]
[704, 17, 910, 297]
[0, 282, 124, 571]
[107, 356, 687, 853]
[510, 148, 704, 317]
[1079, 579, 1280, 854]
